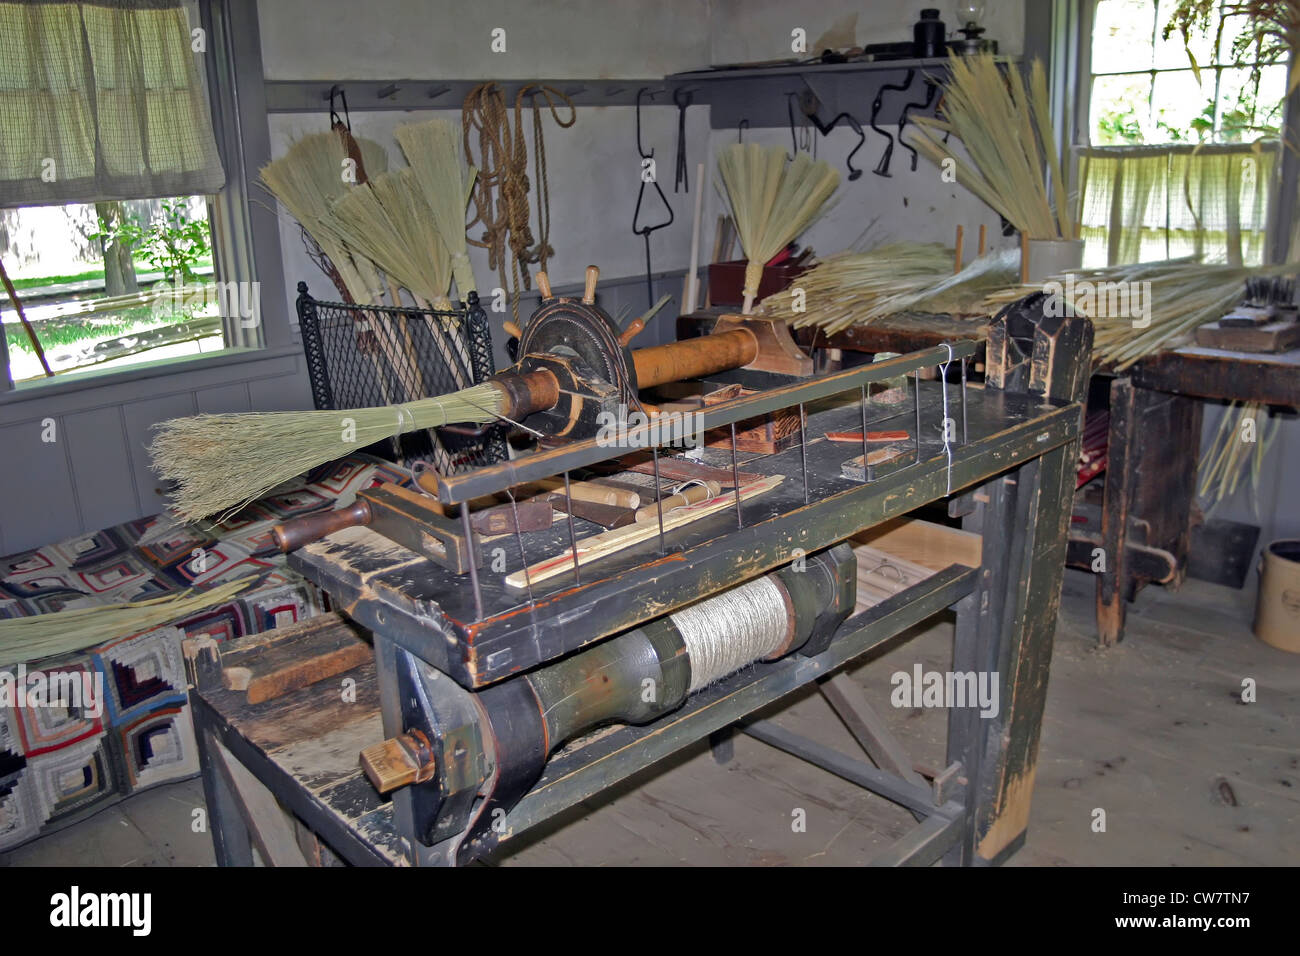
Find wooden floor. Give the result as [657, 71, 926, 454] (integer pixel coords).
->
[4, 569, 1297, 867]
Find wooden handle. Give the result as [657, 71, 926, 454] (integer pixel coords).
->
[567, 481, 639, 509]
[503, 320, 523, 339]
[536, 271, 553, 301]
[582, 265, 599, 304]
[619, 317, 645, 346]
[360, 731, 437, 794]
[273, 499, 371, 552]
[634, 481, 721, 523]
[954, 224, 964, 274]
[978, 223, 987, 256]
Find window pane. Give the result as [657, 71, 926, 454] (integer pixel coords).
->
[1153, 0, 1219, 70]
[1091, 73, 1152, 144]
[1093, 0, 1156, 74]
[1, 197, 223, 381]
[1218, 65, 1288, 141]
[1151, 68, 1212, 143]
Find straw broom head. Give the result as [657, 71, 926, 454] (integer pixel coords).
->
[259, 129, 390, 304]
[394, 118, 479, 297]
[330, 169, 453, 308]
[149, 383, 506, 522]
[716, 144, 839, 313]
[0, 577, 256, 667]
[909, 54, 1073, 240]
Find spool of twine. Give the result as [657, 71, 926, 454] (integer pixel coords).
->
[671, 575, 791, 692]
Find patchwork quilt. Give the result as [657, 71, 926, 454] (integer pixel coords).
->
[0, 454, 408, 851]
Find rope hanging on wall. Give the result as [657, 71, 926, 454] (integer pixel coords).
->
[671, 574, 791, 692]
[461, 83, 576, 324]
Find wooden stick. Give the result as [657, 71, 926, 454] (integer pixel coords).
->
[507, 475, 783, 587]
[0, 254, 53, 377]
[978, 223, 987, 256]
[684, 161, 705, 313]
[954, 224, 964, 274]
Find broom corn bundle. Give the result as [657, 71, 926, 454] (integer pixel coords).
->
[0, 577, 256, 666]
[984, 259, 1298, 369]
[395, 118, 479, 297]
[716, 144, 839, 313]
[259, 130, 390, 305]
[910, 56, 1074, 240]
[150, 383, 506, 522]
[762, 242, 1017, 334]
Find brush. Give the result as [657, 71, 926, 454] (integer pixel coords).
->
[715, 144, 839, 314]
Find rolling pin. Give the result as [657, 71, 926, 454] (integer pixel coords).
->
[633, 481, 721, 524]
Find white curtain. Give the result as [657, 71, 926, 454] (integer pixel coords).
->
[0, 0, 225, 207]
[1076, 142, 1279, 267]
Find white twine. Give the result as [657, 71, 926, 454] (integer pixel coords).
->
[395, 404, 418, 432]
[938, 343, 954, 496]
[671, 575, 790, 692]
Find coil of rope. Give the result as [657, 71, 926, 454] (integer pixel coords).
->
[462, 83, 577, 325]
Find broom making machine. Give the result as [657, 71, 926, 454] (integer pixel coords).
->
[190, 264, 1091, 867]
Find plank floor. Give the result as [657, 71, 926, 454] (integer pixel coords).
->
[4, 570, 1296, 867]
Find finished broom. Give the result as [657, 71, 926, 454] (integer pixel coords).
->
[394, 118, 479, 299]
[715, 144, 839, 314]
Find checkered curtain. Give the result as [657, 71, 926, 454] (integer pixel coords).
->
[1076, 142, 1280, 268]
[0, 0, 225, 207]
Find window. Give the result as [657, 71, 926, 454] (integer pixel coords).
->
[0, 0, 259, 387]
[1078, 0, 1288, 266]
[1, 196, 225, 381]
[1090, 0, 1288, 145]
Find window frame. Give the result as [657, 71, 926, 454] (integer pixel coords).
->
[1074, 0, 1300, 264]
[0, 0, 287, 395]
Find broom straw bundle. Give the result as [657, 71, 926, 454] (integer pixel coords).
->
[395, 118, 479, 298]
[716, 144, 839, 314]
[984, 259, 1297, 369]
[910, 56, 1074, 240]
[0, 577, 256, 666]
[762, 242, 954, 333]
[762, 242, 1017, 335]
[150, 383, 506, 522]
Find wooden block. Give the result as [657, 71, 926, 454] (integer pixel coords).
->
[1194, 319, 1300, 354]
[852, 517, 983, 572]
[219, 613, 372, 704]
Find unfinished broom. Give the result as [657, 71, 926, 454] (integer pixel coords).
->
[909, 56, 1074, 240]
[150, 383, 507, 522]
[0, 577, 256, 666]
[715, 144, 839, 314]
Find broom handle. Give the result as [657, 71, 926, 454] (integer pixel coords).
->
[0, 254, 53, 377]
[684, 162, 705, 313]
